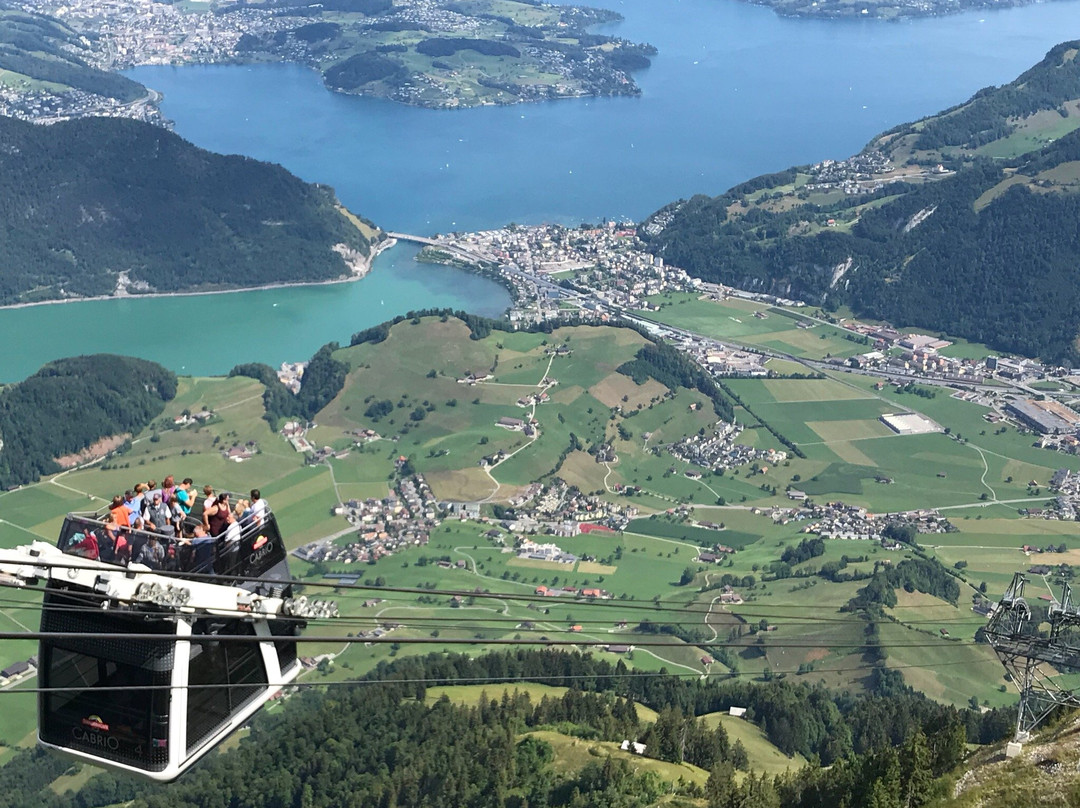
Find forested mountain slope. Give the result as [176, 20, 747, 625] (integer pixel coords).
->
[0, 354, 176, 487]
[642, 41, 1080, 363]
[0, 115, 382, 304]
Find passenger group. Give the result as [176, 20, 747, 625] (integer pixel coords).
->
[66, 476, 269, 575]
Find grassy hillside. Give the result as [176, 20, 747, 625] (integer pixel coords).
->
[643, 41, 1080, 363]
[316, 317, 738, 502]
[700, 712, 807, 775]
[945, 718, 1080, 808]
[0, 114, 382, 304]
[2, 316, 1066, 764]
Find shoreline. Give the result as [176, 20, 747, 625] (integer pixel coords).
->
[0, 236, 398, 312]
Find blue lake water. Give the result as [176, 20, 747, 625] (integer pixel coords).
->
[1, 0, 1078, 380]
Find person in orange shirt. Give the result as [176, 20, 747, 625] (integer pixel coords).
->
[109, 495, 131, 529]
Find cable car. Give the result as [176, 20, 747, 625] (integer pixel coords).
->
[3, 491, 337, 781]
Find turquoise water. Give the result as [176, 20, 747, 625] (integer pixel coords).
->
[0, 245, 510, 381]
[1, 0, 1078, 380]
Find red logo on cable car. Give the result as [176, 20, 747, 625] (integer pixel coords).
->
[252, 535, 269, 550]
[81, 715, 109, 731]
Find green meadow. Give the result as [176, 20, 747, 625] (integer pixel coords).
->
[2, 314, 1064, 747]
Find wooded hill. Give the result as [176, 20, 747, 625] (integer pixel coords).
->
[642, 41, 1080, 363]
[0, 354, 176, 488]
[0, 115, 382, 304]
[0, 5, 145, 101]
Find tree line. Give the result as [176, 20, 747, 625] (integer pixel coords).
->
[229, 342, 348, 427]
[0, 648, 1017, 807]
[618, 342, 735, 422]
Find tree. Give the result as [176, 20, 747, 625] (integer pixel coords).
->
[901, 731, 933, 807]
[705, 762, 738, 808]
[730, 739, 749, 771]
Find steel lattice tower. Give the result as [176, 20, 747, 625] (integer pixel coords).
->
[986, 573, 1080, 742]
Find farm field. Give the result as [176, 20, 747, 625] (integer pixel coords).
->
[638, 293, 863, 359]
[424, 682, 571, 706]
[1, 312, 1062, 758]
[626, 518, 760, 550]
[720, 369, 1080, 514]
[878, 621, 1010, 708]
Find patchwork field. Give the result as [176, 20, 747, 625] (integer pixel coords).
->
[637, 293, 862, 359]
[4, 313, 1067, 758]
[763, 378, 874, 403]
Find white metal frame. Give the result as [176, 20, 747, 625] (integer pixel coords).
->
[0, 541, 324, 781]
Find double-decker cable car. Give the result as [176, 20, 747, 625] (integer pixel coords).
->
[0, 490, 336, 781]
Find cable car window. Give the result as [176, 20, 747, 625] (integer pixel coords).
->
[186, 620, 268, 755]
[40, 646, 171, 771]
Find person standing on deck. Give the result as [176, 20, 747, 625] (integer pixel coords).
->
[217, 510, 242, 575]
[204, 492, 230, 537]
[249, 489, 268, 526]
[175, 478, 195, 516]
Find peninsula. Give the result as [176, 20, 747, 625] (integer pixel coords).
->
[8, 0, 655, 117]
[0, 114, 385, 305]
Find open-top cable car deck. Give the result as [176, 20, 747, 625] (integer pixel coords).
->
[0, 491, 336, 781]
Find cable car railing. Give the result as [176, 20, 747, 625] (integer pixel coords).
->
[56, 490, 287, 585]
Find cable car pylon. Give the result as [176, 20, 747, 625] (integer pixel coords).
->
[985, 572, 1080, 756]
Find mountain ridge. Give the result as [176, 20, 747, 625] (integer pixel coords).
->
[642, 41, 1080, 363]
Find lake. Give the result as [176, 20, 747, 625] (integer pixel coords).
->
[2, 0, 1078, 380]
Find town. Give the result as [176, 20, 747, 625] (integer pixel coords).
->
[666, 421, 788, 473]
[417, 222, 697, 328]
[0, 83, 163, 125]
[292, 473, 641, 572]
[294, 473, 440, 567]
